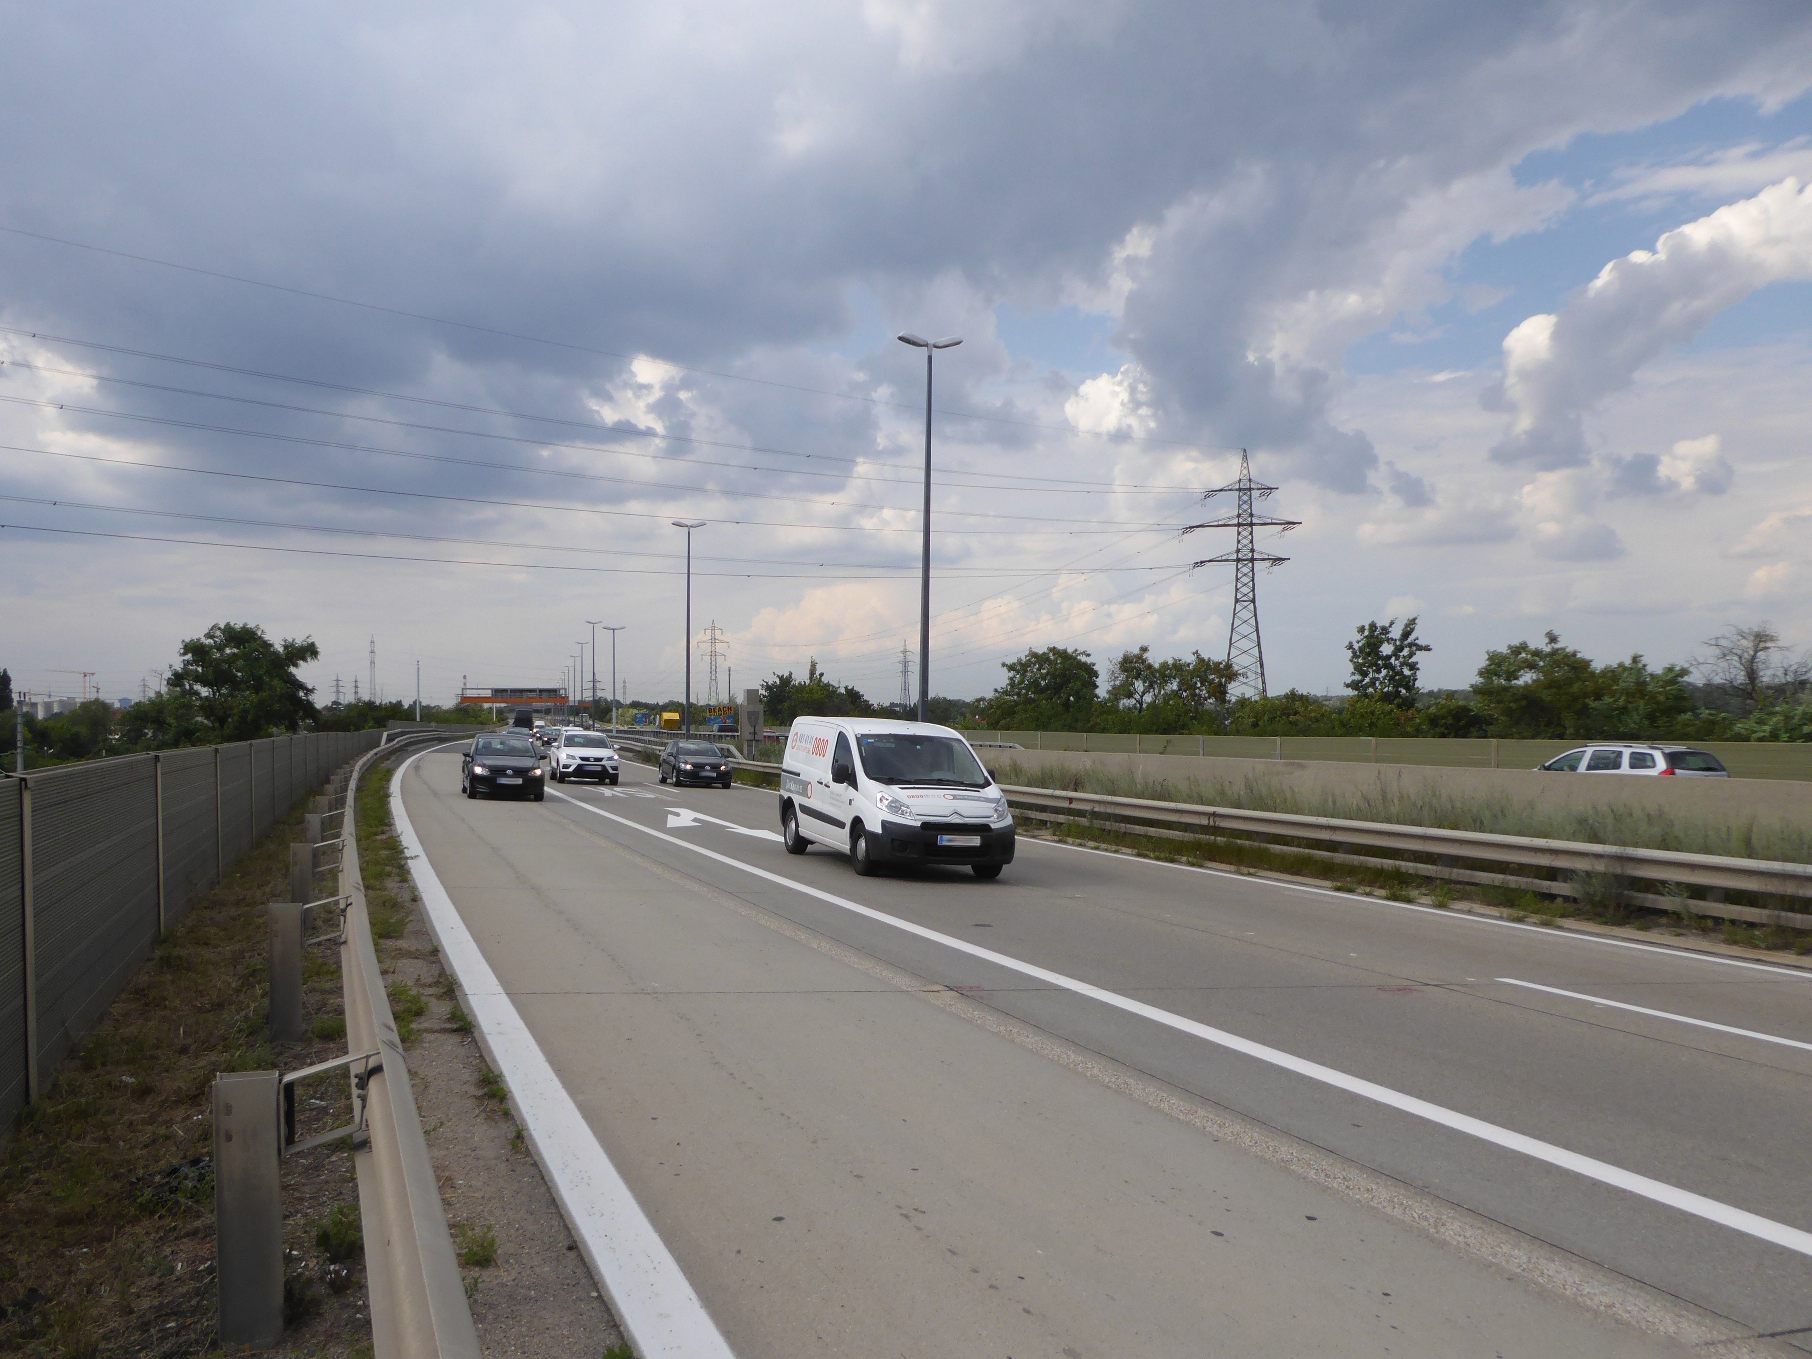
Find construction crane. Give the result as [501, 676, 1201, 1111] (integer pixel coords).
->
[44, 669, 98, 701]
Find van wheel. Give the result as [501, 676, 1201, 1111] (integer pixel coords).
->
[782, 805, 808, 855]
[972, 864, 1003, 880]
[850, 824, 878, 877]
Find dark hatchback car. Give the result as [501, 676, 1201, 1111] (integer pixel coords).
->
[658, 740, 732, 788]
[462, 735, 546, 801]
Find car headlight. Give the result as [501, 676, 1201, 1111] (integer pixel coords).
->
[990, 796, 1011, 821]
[878, 793, 914, 818]
[471, 764, 489, 775]
[680, 762, 693, 769]
[529, 767, 543, 777]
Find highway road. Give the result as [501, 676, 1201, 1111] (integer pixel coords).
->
[396, 745, 1812, 1357]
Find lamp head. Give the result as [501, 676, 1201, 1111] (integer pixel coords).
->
[671, 519, 706, 529]
[931, 336, 963, 349]
[896, 333, 929, 347]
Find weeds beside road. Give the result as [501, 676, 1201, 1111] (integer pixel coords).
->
[0, 800, 369, 1359]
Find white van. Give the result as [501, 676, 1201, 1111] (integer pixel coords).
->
[778, 718, 1015, 879]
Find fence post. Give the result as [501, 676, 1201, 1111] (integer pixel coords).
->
[1370, 737, 1377, 764]
[267, 904, 305, 1042]
[1274, 736, 1283, 760]
[154, 753, 167, 938]
[213, 1070, 283, 1347]
[19, 777, 38, 1104]
[214, 746, 224, 882]
[1135, 733, 1141, 755]
[1491, 739, 1500, 770]
[289, 843, 313, 903]
[1198, 735, 1205, 756]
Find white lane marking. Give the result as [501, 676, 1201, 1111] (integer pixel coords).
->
[664, 806, 783, 841]
[1028, 837, 1812, 981]
[1497, 978, 1812, 1054]
[550, 786, 1812, 1261]
[395, 752, 734, 1359]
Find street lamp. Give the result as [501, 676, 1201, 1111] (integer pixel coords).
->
[672, 520, 706, 734]
[585, 619, 603, 722]
[896, 332, 962, 722]
[574, 644, 585, 722]
[600, 625, 625, 733]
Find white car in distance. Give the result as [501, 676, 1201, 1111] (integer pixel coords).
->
[550, 728, 622, 785]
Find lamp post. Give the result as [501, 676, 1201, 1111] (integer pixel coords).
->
[896, 333, 962, 722]
[574, 645, 585, 722]
[600, 625, 625, 733]
[585, 619, 603, 723]
[672, 520, 706, 734]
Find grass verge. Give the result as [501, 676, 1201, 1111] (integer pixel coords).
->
[0, 788, 368, 1358]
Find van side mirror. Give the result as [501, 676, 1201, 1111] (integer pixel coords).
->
[831, 760, 853, 786]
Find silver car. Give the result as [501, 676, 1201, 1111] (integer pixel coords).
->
[1537, 744, 1729, 777]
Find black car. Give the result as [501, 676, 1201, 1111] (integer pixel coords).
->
[658, 740, 732, 788]
[462, 735, 546, 801]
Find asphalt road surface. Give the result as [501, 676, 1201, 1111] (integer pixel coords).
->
[397, 746, 1812, 1358]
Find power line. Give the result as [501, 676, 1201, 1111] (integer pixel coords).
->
[0, 224, 1243, 455]
[0, 518, 1198, 579]
[0, 442, 1169, 538]
[0, 327, 1215, 494]
[0, 388, 1185, 529]
[0, 492, 1180, 575]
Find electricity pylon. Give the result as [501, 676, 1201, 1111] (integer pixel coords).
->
[1182, 450, 1299, 700]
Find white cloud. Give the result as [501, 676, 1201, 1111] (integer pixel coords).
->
[1745, 561, 1797, 600]
[1593, 138, 1812, 206]
[1490, 177, 1812, 469]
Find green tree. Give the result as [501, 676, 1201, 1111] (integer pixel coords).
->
[1226, 689, 1339, 736]
[1471, 632, 1603, 738]
[120, 688, 207, 750]
[1583, 656, 1696, 738]
[982, 647, 1099, 730]
[1103, 647, 1239, 731]
[1345, 616, 1431, 709]
[0, 667, 12, 712]
[758, 659, 872, 726]
[1104, 646, 1164, 716]
[34, 699, 117, 760]
[167, 622, 320, 740]
[1413, 695, 1489, 738]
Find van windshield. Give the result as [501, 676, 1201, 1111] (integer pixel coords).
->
[856, 733, 990, 789]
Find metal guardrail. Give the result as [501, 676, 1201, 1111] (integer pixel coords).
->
[674, 746, 1811, 927]
[1003, 785, 1812, 928]
[338, 734, 482, 1359]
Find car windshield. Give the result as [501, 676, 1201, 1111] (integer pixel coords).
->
[474, 738, 532, 756]
[857, 733, 989, 789]
[566, 733, 613, 748]
[673, 742, 720, 757]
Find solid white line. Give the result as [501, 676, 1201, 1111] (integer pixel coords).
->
[394, 751, 734, 1359]
[1026, 836, 1812, 981]
[549, 786, 1812, 1261]
[1496, 978, 1812, 1053]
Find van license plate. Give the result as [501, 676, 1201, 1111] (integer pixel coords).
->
[937, 834, 981, 847]
[497, 777, 522, 785]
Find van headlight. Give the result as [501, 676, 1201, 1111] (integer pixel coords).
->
[878, 793, 914, 818]
[990, 796, 1011, 822]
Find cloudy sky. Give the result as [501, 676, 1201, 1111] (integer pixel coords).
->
[4, 3, 1811, 712]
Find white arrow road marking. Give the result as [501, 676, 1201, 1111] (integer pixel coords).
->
[664, 806, 783, 841]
